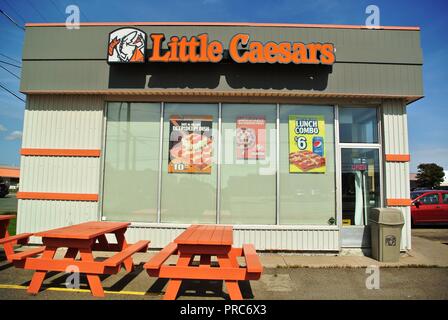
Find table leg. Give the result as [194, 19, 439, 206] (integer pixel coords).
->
[2, 230, 15, 261]
[64, 247, 79, 260]
[115, 231, 133, 273]
[164, 253, 193, 300]
[217, 254, 243, 300]
[199, 255, 211, 268]
[79, 248, 105, 297]
[27, 247, 56, 295]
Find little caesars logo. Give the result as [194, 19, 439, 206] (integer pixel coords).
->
[107, 29, 335, 65]
[108, 28, 146, 63]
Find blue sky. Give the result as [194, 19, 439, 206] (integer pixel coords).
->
[0, 0, 447, 172]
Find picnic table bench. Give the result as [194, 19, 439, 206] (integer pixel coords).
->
[144, 224, 263, 300]
[10, 221, 149, 297]
[0, 215, 33, 262]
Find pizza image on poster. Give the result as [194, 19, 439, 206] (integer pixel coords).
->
[168, 115, 213, 174]
[236, 117, 266, 160]
[289, 115, 326, 173]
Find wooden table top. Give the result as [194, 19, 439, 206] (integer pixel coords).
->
[174, 225, 233, 246]
[0, 215, 16, 221]
[34, 221, 130, 240]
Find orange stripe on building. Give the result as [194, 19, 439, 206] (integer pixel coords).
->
[387, 198, 412, 206]
[21, 149, 101, 157]
[24, 21, 420, 31]
[16, 192, 99, 201]
[385, 154, 410, 162]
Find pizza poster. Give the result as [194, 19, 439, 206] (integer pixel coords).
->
[168, 115, 213, 174]
[288, 115, 326, 173]
[236, 117, 266, 160]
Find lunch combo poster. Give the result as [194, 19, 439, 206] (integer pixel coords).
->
[288, 115, 326, 173]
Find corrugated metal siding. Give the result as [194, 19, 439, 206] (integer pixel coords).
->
[22, 95, 104, 149]
[19, 200, 98, 243]
[124, 225, 339, 251]
[382, 99, 411, 250]
[20, 156, 99, 193]
[17, 95, 104, 235]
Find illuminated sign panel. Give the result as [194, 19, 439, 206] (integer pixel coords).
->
[107, 29, 336, 65]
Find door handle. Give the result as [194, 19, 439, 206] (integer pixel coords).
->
[436, 206, 441, 208]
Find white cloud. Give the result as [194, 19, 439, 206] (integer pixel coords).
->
[4, 130, 22, 141]
[0, 124, 6, 132]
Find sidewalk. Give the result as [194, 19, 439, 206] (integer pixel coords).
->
[259, 236, 448, 268]
[10, 235, 448, 268]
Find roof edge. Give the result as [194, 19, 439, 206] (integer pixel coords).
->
[24, 21, 420, 31]
[20, 89, 423, 103]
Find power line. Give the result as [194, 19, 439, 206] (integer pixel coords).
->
[3, 0, 26, 24]
[0, 83, 25, 102]
[25, 0, 48, 22]
[0, 8, 25, 31]
[0, 64, 20, 80]
[48, 0, 65, 17]
[0, 53, 21, 64]
[0, 60, 21, 68]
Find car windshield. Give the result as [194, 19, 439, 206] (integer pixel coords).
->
[411, 192, 424, 199]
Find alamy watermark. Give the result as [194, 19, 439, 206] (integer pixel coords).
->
[365, 265, 380, 290]
[65, 5, 80, 30]
[365, 5, 380, 28]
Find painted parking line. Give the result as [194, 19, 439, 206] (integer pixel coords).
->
[0, 284, 150, 296]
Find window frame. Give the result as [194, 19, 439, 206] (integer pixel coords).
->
[99, 101, 365, 228]
[335, 105, 383, 230]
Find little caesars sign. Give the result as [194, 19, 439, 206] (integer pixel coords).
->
[107, 27, 336, 65]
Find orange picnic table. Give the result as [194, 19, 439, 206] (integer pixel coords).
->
[144, 224, 263, 300]
[0, 215, 32, 261]
[10, 221, 149, 297]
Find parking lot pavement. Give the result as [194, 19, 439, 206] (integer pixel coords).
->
[412, 227, 448, 243]
[0, 258, 447, 300]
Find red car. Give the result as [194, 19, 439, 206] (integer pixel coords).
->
[411, 190, 448, 226]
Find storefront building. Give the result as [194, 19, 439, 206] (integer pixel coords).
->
[16, 22, 423, 251]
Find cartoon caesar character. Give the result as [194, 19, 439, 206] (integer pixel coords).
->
[108, 30, 145, 62]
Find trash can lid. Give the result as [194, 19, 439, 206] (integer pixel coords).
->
[369, 207, 405, 225]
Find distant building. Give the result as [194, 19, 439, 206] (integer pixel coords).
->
[0, 166, 20, 190]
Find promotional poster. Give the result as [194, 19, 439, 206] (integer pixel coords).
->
[235, 117, 266, 160]
[168, 115, 213, 174]
[289, 115, 326, 173]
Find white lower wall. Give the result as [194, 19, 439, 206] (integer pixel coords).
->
[17, 199, 99, 237]
[120, 224, 340, 251]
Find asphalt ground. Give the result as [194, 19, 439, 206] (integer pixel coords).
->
[412, 227, 448, 244]
[0, 253, 447, 300]
[1, 194, 447, 300]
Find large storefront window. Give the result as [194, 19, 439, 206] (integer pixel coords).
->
[220, 104, 276, 225]
[160, 103, 218, 223]
[279, 105, 336, 225]
[341, 148, 381, 226]
[101, 102, 382, 228]
[102, 102, 160, 222]
[339, 107, 378, 143]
